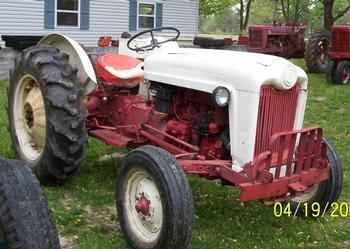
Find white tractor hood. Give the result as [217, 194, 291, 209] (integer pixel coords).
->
[144, 48, 308, 93]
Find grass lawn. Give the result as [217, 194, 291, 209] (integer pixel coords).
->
[0, 59, 349, 249]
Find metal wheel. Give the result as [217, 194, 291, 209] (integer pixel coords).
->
[334, 60, 350, 85]
[13, 74, 46, 162]
[8, 45, 87, 183]
[117, 146, 193, 249]
[291, 184, 319, 203]
[305, 30, 331, 73]
[124, 169, 163, 244]
[317, 39, 329, 67]
[340, 67, 350, 84]
[290, 139, 343, 215]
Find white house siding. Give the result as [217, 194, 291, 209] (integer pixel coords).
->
[0, 0, 198, 47]
[0, 1, 45, 36]
[163, 0, 199, 35]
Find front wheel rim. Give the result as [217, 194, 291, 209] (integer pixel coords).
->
[341, 67, 350, 84]
[292, 184, 319, 203]
[13, 74, 46, 161]
[124, 168, 164, 244]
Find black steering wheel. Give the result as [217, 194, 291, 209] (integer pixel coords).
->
[127, 27, 180, 52]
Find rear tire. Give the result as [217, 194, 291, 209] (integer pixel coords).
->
[8, 45, 87, 183]
[0, 158, 60, 249]
[290, 139, 343, 214]
[305, 31, 331, 73]
[334, 60, 350, 85]
[116, 145, 193, 249]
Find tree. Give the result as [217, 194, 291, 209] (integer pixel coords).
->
[237, 0, 254, 32]
[200, 0, 236, 16]
[279, 0, 310, 23]
[217, 7, 240, 33]
[249, 0, 275, 24]
[200, 6, 240, 34]
[321, 0, 350, 30]
[200, 0, 254, 34]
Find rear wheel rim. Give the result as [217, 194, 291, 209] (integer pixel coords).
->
[124, 168, 163, 244]
[317, 40, 329, 67]
[13, 74, 46, 161]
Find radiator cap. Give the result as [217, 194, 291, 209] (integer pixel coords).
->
[267, 61, 298, 90]
[281, 64, 298, 89]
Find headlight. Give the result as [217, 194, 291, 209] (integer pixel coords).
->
[213, 87, 230, 107]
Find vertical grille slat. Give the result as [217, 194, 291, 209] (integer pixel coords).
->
[333, 29, 350, 52]
[249, 29, 264, 48]
[254, 84, 300, 156]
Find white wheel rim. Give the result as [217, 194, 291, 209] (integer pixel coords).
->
[124, 168, 163, 244]
[342, 67, 350, 84]
[13, 74, 46, 161]
[292, 184, 319, 203]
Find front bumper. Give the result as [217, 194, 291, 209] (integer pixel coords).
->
[178, 127, 330, 202]
[239, 127, 330, 201]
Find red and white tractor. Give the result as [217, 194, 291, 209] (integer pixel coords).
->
[8, 27, 343, 249]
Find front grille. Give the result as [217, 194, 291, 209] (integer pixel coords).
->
[249, 29, 264, 48]
[333, 30, 350, 52]
[254, 84, 300, 156]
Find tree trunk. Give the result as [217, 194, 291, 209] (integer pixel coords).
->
[239, 0, 244, 32]
[243, 0, 253, 30]
[294, 0, 301, 24]
[323, 0, 334, 31]
[280, 0, 290, 23]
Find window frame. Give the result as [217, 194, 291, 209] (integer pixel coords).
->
[137, 1, 156, 30]
[55, 0, 81, 28]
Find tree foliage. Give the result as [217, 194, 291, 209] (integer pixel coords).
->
[200, 0, 237, 16]
[278, 0, 310, 23]
[199, 0, 350, 34]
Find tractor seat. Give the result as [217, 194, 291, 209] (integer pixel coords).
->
[96, 53, 144, 88]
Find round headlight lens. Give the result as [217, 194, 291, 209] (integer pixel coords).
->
[213, 87, 230, 107]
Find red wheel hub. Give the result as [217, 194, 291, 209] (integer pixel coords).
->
[135, 194, 151, 216]
[342, 68, 350, 82]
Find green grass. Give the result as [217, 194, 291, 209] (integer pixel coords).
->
[1, 59, 350, 249]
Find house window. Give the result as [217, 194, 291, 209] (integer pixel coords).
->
[138, 3, 155, 29]
[56, 0, 80, 27]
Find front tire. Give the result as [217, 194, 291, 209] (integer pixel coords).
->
[0, 158, 61, 249]
[8, 45, 87, 183]
[334, 60, 350, 85]
[291, 139, 343, 214]
[116, 146, 194, 249]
